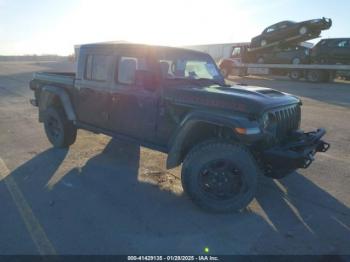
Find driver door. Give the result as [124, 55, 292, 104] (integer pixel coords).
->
[109, 52, 159, 143]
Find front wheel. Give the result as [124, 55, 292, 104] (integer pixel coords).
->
[181, 141, 259, 213]
[292, 57, 301, 64]
[299, 26, 308, 35]
[44, 106, 77, 148]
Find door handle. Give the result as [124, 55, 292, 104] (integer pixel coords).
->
[80, 88, 92, 98]
[112, 96, 118, 103]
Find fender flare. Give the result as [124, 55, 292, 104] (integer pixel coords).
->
[39, 85, 76, 121]
[166, 111, 256, 169]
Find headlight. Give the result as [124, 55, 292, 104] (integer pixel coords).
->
[261, 112, 270, 130]
[261, 112, 277, 132]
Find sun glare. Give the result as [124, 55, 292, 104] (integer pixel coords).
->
[8, 0, 255, 55]
[51, 0, 253, 55]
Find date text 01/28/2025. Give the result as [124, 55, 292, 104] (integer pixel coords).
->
[127, 255, 219, 261]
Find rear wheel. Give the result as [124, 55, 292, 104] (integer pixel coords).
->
[260, 39, 267, 47]
[315, 57, 328, 64]
[44, 106, 77, 148]
[181, 140, 259, 213]
[292, 57, 301, 64]
[322, 71, 333, 83]
[299, 26, 308, 35]
[306, 69, 326, 83]
[289, 70, 302, 81]
[257, 57, 265, 64]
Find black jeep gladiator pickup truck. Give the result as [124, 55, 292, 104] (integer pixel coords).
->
[29, 43, 329, 213]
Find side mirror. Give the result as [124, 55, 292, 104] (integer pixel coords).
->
[135, 70, 157, 91]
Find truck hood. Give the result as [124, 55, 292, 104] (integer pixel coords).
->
[163, 84, 300, 116]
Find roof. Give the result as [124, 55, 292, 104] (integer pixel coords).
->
[318, 38, 350, 40]
[77, 42, 207, 55]
[268, 20, 296, 27]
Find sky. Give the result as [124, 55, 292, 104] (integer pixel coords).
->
[0, 0, 349, 55]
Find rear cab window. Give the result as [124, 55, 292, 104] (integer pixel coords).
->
[84, 54, 109, 82]
[336, 40, 350, 48]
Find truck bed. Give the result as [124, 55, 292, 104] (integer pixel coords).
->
[33, 72, 76, 86]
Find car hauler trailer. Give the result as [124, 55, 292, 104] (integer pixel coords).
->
[187, 43, 350, 83]
[225, 62, 350, 83]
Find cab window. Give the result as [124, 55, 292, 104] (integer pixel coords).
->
[337, 40, 349, 48]
[85, 55, 93, 80]
[84, 54, 108, 81]
[231, 47, 241, 57]
[279, 23, 288, 29]
[318, 40, 327, 46]
[117, 56, 148, 85]
[265, 26, 276, 33]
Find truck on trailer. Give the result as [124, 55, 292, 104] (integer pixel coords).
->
[218, 42, 350, 82]
[186, 18, 350, 83]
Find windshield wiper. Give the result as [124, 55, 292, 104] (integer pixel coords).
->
[196, 78, 226, 86]
[166, 77, 204, 87]
[166, 77, 226, 87]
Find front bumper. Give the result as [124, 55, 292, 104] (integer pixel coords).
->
[263, 128, 330, 170]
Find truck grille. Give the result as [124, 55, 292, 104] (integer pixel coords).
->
[271, 104, 301, 140]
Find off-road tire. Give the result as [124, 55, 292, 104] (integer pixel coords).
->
[44, 106, 77, 148]
[181, 140, 259, 213]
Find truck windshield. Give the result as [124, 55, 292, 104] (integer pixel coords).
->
[158, 53, 221, 81]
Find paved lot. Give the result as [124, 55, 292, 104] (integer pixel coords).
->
[0, 62, 349, 255]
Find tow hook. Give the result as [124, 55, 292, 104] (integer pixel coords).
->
[317, 141, 330, 152]
[303, 153, 314, 168]
[30, 99, 38, 106]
